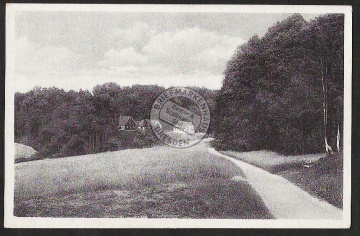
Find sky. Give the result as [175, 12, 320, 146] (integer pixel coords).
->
[11, 10, 321, 92]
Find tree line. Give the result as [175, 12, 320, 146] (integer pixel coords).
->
[213, 13, 344, 155]
[15, 84, 217, 160]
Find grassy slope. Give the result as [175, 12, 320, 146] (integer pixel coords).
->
[222, 150, 343, 209]
[15, 143, 273, 218]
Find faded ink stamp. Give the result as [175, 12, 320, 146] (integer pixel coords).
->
[150, 87, 210, 148]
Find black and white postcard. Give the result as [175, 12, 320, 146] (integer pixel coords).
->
[5, 4, 352, 228]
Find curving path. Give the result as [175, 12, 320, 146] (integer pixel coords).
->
[208, 147, 343, 220]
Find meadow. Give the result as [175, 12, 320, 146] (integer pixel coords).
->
[14, 141, 273, 218]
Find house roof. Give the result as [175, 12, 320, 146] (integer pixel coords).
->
[118, 116, 135, 126]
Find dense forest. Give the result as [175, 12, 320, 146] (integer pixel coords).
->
[213, 14, 344, 155]
[14, 84, 217, 160]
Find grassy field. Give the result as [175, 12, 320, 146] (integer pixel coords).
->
[15, 142, 273, 218]
[222, 150, 343, 209]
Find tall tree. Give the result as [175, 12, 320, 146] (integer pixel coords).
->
[214, 13, 344, 155]
[300, 14, 344, 154]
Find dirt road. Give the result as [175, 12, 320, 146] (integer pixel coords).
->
[208, 147, 343, 219]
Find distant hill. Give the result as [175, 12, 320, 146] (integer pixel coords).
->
[15, 143, 38, 161]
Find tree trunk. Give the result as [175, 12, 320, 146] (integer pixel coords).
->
[336, 124, 341, 152]
[321, 61, 333, 155]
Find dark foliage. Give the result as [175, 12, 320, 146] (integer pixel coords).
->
[214, 14, 344, 155]
[15, 84, 217, 160]
[14, 84, 165, 159]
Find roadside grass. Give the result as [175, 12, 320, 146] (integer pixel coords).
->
[15, 142, 273, 218]
[222, 150, 343, 209]
[221, 150, 325, 173]
[278, 153, 343, 208]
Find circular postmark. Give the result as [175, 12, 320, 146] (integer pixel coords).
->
[150, 87, 210, 148]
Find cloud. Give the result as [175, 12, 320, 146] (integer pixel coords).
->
[15, 37, 37, 73]
[100, 26, 245, 77]
[98, 47, 147, 68]
[12, 26, 246, 92]
[108, 22, 157, 51]
[144, 27, 245, 74]
[15, 37, 84, 75]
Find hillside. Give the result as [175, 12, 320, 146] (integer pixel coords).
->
[14, 140, 272, 218]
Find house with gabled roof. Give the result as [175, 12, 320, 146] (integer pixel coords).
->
[117, 115, 138, 131]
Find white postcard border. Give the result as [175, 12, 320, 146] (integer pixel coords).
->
[5, 4, 352, 228]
